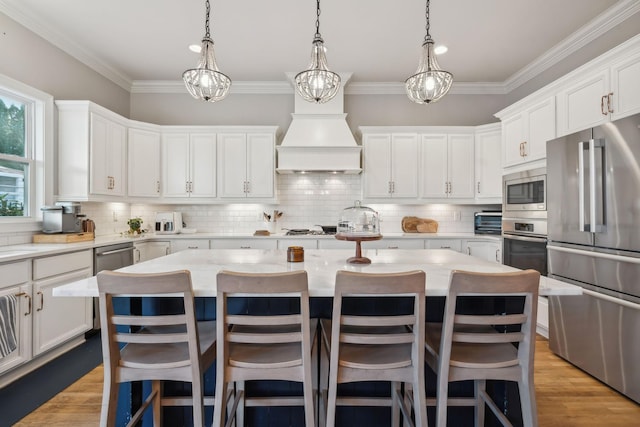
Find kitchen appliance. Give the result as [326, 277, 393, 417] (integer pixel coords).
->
[546, 112, 640, 404]
[502, 167, 546, 217]
[155, 212, 183, 234]
[473, 211, 502, 235]
[41, 201, 83, 233]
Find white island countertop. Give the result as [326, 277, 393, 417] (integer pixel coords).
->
[53, 249, 580, 298]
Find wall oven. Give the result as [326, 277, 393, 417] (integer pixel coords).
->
[502, 167, 548, 276]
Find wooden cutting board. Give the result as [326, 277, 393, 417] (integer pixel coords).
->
[401, 216, 439, 233]
[33, 232, 95, 243]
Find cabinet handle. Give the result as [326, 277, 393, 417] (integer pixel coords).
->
[607, 92, 614, 113]
[36, 291, 44, 311]
[187, 246, 199, 249]
[387, 246, 399, 249]
[495, 248, 501, 262]
[15, 292, 31, 316]
[391, 181, 395, 194]
[441, 246, 451, 249]
[477, 181, 480, 194]
[246, 181, 250, 193]
[240, 246, 251, 249]
[522, 141, 528, 157]
[601, 95, 608, 115]
[519, 142, 523, 157]
[466, 247, 471, 255]
[190, 181, 194, 193]
[388, 181, 392, 194]
[156, 181, 160, 193]
[186, 181, 190, 193]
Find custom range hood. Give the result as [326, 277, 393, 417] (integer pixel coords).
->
[277, 73, 361, 174]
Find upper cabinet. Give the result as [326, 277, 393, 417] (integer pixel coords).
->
[362, 133, 419, 199]
[421, 132, 475, 200]
[500, 97, 555, 168]
[557, 49, 640, 136]
[128, 126, 161, 198]
[218, 130, 276, 199]
[474, 124, 502, 201]
[162, 132, 217, 199]
[57, 101, 127, 201]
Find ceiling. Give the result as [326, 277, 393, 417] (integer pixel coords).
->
[1, 0, 635, 93]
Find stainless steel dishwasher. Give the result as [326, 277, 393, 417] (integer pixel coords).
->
[92, 242, 134, 329]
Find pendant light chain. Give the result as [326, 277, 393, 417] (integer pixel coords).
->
[315, 0, 321, 37]
[204, 0, 211, 39]
[424, 0, 431, 41]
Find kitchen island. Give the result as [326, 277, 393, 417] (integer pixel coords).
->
[54, 249, 580, 427]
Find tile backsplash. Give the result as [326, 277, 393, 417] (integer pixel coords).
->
[78, 174, 499, 237]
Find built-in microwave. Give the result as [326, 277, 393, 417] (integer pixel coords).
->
[502, 167, 546, 216]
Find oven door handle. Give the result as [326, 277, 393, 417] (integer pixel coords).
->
[502, 233, 547, 243]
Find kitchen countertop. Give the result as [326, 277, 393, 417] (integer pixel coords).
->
[0, 232, 501, 263]
[53, 248, 579, 298]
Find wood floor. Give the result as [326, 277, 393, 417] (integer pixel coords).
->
[13, 336, 640, 426]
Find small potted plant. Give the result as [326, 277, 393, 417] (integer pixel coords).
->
[127, 217, 143, 235]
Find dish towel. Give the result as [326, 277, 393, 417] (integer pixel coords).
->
[0, 294, 18, 358]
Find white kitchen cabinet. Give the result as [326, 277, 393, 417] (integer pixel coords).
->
[133, 241, 171, 263]
[218, 132, 275, 199]
[211, 238, 277, 250]
[424, 239, 462, 252]
[474, 124, 502, 201]
[0, 261, 31, 375]
[171, 239, 210, 252]
[277, 239, 318, 250]
[501, 97, 555, 168]
[556, 49, 640, 135]
[128, 127, 161, 198]
[362, 133, 419, 199]
[421, 133, 475, 199]
[537, 296, 549, 338]
[363, 238, 424, 250]
[162, 133, 217, 199]
[31, 250, 93, 356]
[463, 239, 501, 263]
[56, 101, 127, 200]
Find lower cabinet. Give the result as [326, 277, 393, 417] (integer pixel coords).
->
[210, 239, 277, 250]
[0, 251, 93, 379]
[365, 238, 425, 250]
[463, 239, 502, 263]
[133, 241, 171, 263]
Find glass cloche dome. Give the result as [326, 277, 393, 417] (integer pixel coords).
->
[337, 200, 380, 236]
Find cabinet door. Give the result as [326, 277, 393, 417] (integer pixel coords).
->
[502, 113, 525, 167]
[525, 97, 555, 162]
[190, 134, 217, 198]
[128, 128, 160, 197]
[420, 134, 448, 198]
[246, 133, 275, 198]
[390, 134, 419, 198]
[32, 268, 93, 356]
[363, 134, 393, 198]
[162, 133, 190, 197]
[134, 241, 171, 263]
[475, 129, 502, 199]
[610, 51, 640, 121]
[464, 240, 501, 263]
[557, 68, 610, 136]
[448, 134, 475, 198]
[218, 133, 248, 198]
[0, 261, 31, 374]
[90, 113, 125, 196]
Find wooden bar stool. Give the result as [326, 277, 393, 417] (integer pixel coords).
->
[424, 269, 540, 427]
[97, 270, 216, 427]
[213, 270, 316, 427]
[322, 270, 428, 427]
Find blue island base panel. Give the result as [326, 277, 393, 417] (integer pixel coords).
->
[121, 295, 526, 426]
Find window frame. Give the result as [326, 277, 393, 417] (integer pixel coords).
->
[0, 74, 54, 233]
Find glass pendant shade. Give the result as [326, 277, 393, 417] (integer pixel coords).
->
[405, 38, 453, 104]
[295, 36, 341, 104]
[182, 0, 231, 102]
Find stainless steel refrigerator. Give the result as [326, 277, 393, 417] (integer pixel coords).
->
[546, 112, 640, 404]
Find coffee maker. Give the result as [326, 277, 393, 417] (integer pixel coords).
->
[155, 212, 183, 234]
[41, 202, 83, 233]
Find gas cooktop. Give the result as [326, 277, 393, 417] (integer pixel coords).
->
[284, 229, 335, 236]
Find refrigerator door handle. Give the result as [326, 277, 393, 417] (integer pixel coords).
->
[578, 141, 588, 232]
[582, 288, 640, 312]
[590, 138, 606, 233]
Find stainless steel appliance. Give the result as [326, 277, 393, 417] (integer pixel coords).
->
[503, 167, 547, 218]
[41, 201, 83, 233]
[473, 211, 502, 235]
[155, 211, 183, 234]
[502, 168, 548, 276]
[91, 242, 135, 330]
[546, 113, 640, 404]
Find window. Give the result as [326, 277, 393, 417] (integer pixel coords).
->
[0, 74, 53, 229]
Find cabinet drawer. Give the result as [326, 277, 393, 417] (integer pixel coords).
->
[210, 238, 277, 250]
[364, 238, 425, 250]
[0, 260, 30, 287]
[171, 239, 210, 252]
[425, 239, 462, 252]
[33, 250, 92, 280]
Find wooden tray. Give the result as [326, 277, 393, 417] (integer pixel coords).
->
[33, 232, 95, 243]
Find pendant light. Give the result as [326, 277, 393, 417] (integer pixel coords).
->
[294, 0, 341, 104]
[405, 0, 453, 104]
[183, 0, 231, 102]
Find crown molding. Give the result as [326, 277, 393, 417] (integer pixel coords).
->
[130, 80, 294, 94]
[0, 0, 132, 91]
[504, 0, 640, 92]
